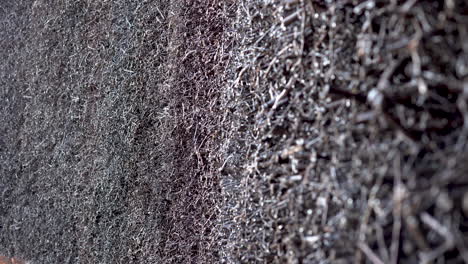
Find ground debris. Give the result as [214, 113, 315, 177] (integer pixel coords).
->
[218, 0, 468, 263]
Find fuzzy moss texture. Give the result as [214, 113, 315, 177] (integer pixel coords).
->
[1, 1, 468, 263]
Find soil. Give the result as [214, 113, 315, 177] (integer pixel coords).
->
[1, 0, 468, 263]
